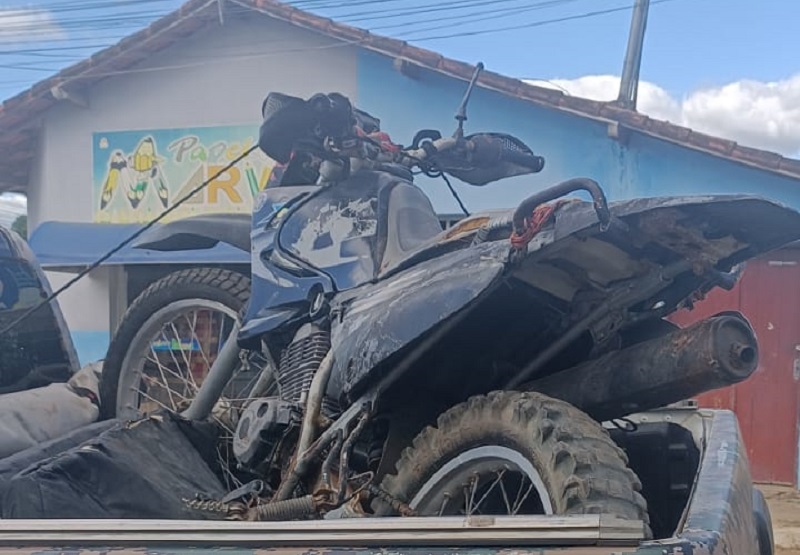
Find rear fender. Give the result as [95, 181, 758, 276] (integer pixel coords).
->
[326, 241, 510, 402]
[131, 213, 251, 253]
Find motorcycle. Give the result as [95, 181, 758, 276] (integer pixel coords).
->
[99, 65, 800, 530]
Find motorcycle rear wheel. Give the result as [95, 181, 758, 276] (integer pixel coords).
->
[375, 390, 651, 536]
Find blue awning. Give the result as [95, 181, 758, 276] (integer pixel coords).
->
[28, 222, 249, 270]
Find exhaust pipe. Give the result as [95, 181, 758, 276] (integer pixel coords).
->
[526, 313, 758, 422]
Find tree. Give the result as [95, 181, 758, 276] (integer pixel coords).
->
[11, 215, 27, 239]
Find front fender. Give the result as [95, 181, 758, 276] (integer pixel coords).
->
[132, 213, 251, 252]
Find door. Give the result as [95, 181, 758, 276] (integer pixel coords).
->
[670, 251, 800, 485]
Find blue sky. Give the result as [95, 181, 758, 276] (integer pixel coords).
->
[0, 0, 799, 163]
[0, 0, 796, 99]
[0, 0, 797, 225]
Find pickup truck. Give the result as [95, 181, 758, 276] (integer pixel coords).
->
[0, 223, 774, 555]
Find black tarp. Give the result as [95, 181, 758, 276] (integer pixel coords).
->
[0, 412, 227, 519]
[0, 420, 116, 492]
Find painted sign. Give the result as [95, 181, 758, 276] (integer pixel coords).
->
[92, 125, 274, 223]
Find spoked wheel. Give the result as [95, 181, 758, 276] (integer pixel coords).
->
[406, 445, 554, 516]
[100, 268, 272, 488]
[376, 391, 651, 537]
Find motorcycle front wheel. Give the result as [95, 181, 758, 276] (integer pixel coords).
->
[375, 391, 652, 537]
[99, 267, 262, 422]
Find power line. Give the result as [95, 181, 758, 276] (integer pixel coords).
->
[326, 0, 556, 22]
[371, 0, 585, 33]
[0, 0, 684, 81]
[0, 0, 180, 17]
[405, 0, 680, 41]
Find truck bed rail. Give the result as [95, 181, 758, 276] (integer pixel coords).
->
[0, 515, 645, 548]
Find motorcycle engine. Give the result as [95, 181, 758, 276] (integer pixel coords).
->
[232, 397, 300, 470]
[233, 323, 339, 472]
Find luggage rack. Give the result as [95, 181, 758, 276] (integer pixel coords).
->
[0, 515, 646, 547]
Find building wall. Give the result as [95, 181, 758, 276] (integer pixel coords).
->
[27, 20, 800, 366]
[27, 14, 359, 364]
[355, 50, 800, 214]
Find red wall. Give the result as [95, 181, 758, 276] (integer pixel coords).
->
[669, 251, 800, 485]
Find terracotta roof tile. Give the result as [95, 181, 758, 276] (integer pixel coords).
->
[1, 0, 798, 193]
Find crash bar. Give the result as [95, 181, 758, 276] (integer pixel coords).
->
[0, 515, 645, 547]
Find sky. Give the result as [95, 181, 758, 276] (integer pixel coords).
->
[0, 0, 799, 223]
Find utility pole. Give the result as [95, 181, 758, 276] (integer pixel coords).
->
[616, 0, 650, 110]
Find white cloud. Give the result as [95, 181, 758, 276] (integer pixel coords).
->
[0, 8, 65, 44]
[525, 75, 800, 158]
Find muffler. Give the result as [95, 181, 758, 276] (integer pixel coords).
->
[526, 313, 758, 422]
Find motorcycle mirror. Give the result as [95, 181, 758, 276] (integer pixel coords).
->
[453, 62, 485, 139]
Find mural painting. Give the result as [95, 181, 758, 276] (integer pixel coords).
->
[92, 125, 274, 224]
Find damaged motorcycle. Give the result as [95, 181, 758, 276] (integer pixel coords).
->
[94, 65, 800, 532]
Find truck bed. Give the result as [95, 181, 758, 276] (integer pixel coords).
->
[0, 408, 772, 555]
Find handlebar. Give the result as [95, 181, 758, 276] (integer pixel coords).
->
[340, 129, 545, 187]
[398, 135, 544, 171]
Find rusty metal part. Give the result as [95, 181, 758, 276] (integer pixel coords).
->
[367, 484, 417, 517]
[635, 208, 745, 274]
[526, 313, 758, 422]
[183, 497, 230, 516]
[274, 349, 335, 501]
[337, 412, 370, 504]
[321, 430, 344, 490]
[248, 492, 323, 522]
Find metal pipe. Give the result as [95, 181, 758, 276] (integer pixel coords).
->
[506, 259, 690, 389]
[337, 413, 370, 504]
[248, 344, 279, 398]
[617, 0, 650, 109]
[526, 313, 758, 422]
[274, 349, 335, 500]
[511, 178, 610, 238]
[182, 322, 242, 421]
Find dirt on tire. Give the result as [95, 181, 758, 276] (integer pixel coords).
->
[375, 390, 651, 536]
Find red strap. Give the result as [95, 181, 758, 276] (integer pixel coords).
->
[510, 200, 568, 250]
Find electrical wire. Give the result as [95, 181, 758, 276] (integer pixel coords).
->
[0, 0, 686, 80]
[327, 0, 562, 22]
[406, 0, 680, 41]
[0, 0, 181, 18]
[372, 0, 584, 34]
[0, 145, 258, 336]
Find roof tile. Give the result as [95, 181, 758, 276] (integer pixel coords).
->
[688, 131, 737, 156]
[438, 58, 475, 80]
[731, 145, 783, 169]
[779, 157, 800, 176]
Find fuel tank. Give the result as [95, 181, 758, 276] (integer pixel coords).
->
[526, 313, 758, 422]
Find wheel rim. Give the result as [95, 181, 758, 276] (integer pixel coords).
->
[115, 298, 271, 488]
[408, 445, 554, 516]
[116, 299, 246, 419]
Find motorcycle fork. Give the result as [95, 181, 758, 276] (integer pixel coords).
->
[182, 322, 243, 421]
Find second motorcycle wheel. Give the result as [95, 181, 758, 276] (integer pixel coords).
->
[375, 390, 652, 537]
[99, 267, 263, 422]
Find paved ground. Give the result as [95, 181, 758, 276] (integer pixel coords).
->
[763, 485, 800, 555]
